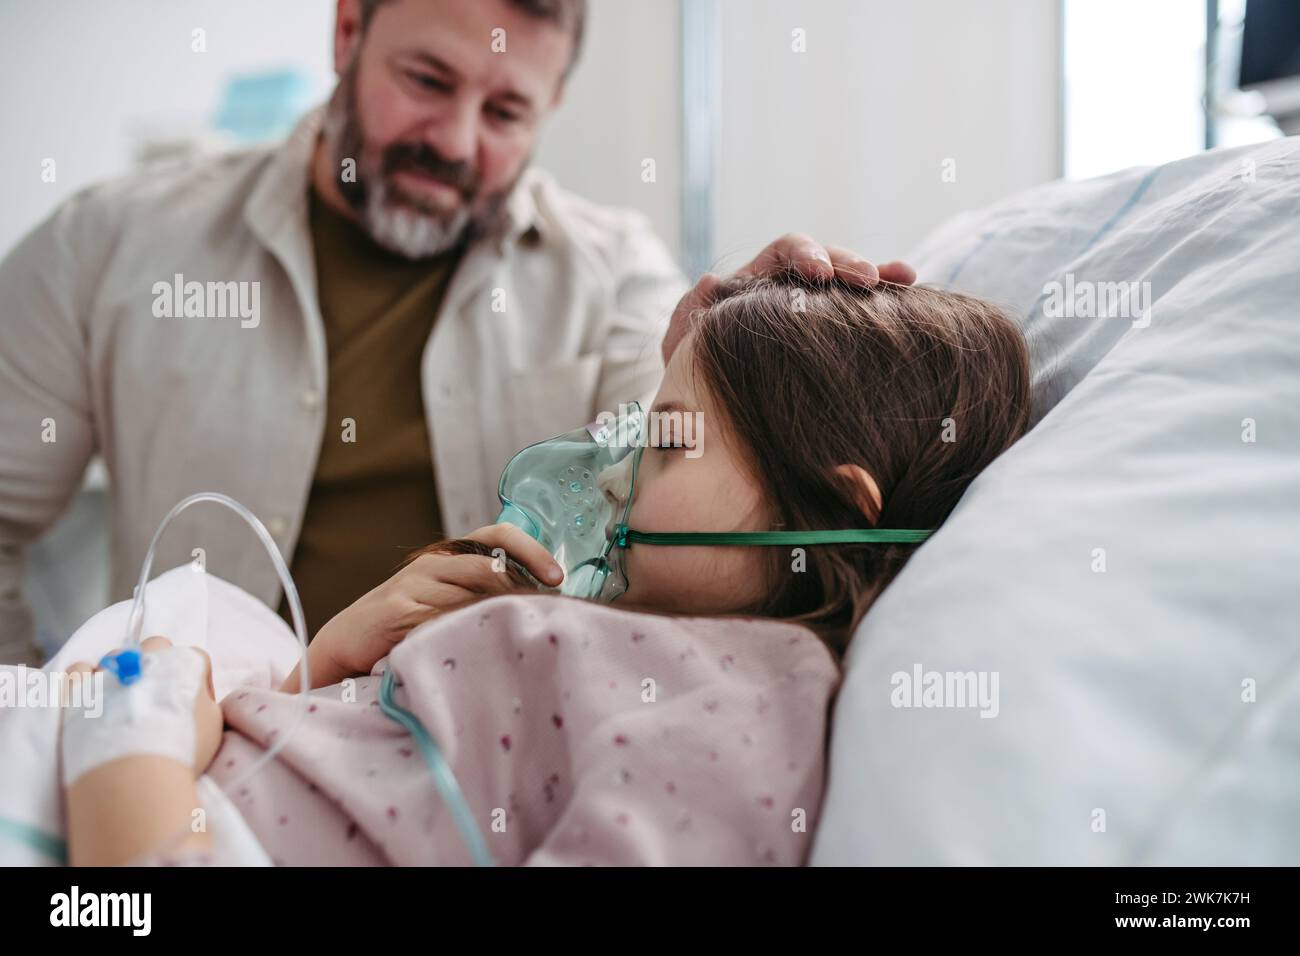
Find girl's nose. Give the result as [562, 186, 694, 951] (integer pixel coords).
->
[596, 454, 635, 517]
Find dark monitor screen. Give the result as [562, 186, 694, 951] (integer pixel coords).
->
[1240, 0, 1300, 88]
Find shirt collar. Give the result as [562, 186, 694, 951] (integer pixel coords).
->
[497, 168, 545, 252]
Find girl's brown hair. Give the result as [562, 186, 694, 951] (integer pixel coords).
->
[686, 272, 1031, 657]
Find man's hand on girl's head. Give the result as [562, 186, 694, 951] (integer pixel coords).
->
[662, 233, 916, 362]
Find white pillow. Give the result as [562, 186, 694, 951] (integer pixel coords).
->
[811, 138, 1300, 865]
[46, 564, 301, 700]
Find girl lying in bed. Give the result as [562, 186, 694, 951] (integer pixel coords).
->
[60, 265, 1030, 866]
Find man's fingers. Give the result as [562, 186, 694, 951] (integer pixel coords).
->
[682, 271, 722, 311]
[736, 235, 913, 288]
[877, 260, 917, 285]
[665, 241, 913, 365]
[773, 234, 833, 279]
[139, 635, 173, 653]
[663, 272, 720, 362]
[466, 523, 564, 585]
[824, 245, 880, 287]
[739, 233, 834, 281]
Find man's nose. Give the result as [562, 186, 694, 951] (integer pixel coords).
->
[422, 100, 478, 166]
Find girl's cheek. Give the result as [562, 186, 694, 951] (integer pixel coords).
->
[624, 546, 689, 604]
[625, 548, 753, 615]
[625, 475, 671, 532]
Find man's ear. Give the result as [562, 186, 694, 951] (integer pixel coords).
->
[833, 463, 883, 524]
[334, 0, 364, 74]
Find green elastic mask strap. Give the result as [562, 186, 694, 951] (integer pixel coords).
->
[615, 526, 932, 546]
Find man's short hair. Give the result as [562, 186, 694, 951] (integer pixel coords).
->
[358, 0, 587, 80]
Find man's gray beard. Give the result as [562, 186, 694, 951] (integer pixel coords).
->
[361, 176, 472, 259]
[321, 73, 516, 260]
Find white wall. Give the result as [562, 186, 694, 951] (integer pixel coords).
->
[0, 0, 336, 257]
[1064, 0, 1204, 178]
[712, 0, 1062, 272]
[535, 0, 683, 262]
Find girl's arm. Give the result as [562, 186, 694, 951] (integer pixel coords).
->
[65, 756, 210, 866]
[61, 638, 224, 866]
[281, 527, 555, 692]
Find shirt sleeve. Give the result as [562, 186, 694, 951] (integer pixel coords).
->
[0, 192, 103, 660]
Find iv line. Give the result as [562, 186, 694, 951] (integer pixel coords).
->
[121, 493, 313, 861]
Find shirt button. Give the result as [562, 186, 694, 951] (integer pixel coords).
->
[301, 389, 322, 410]
[268, 516, 289, 537]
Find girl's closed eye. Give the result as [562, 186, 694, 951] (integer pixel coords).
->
[654, 435, 699, 455]
[651, 420, 699, 453]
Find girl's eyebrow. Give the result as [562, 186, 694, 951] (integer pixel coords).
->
[650, 401, 687, 415]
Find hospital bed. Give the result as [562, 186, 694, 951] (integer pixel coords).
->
[5, 136, 1300, 866]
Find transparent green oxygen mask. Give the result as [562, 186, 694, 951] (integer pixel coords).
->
[495, 400, 934, 602]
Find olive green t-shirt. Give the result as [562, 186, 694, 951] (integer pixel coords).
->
[279, 189, 463, 637]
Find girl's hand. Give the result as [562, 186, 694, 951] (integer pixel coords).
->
[64, 636, 222, 779]
[61, 637, 221, 866]
[284, 523, 564, 691]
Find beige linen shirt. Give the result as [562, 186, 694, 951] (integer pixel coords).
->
[0, 107, 686, 658]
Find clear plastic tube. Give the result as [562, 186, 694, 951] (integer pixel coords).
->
[122, 492, 311, 860]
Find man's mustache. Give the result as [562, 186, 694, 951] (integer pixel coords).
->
[382, 142, 479, 200]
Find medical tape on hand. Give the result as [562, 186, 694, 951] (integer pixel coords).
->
[60, 646, 206, 788]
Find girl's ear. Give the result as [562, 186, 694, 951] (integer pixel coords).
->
[833, 464, 883, 524]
